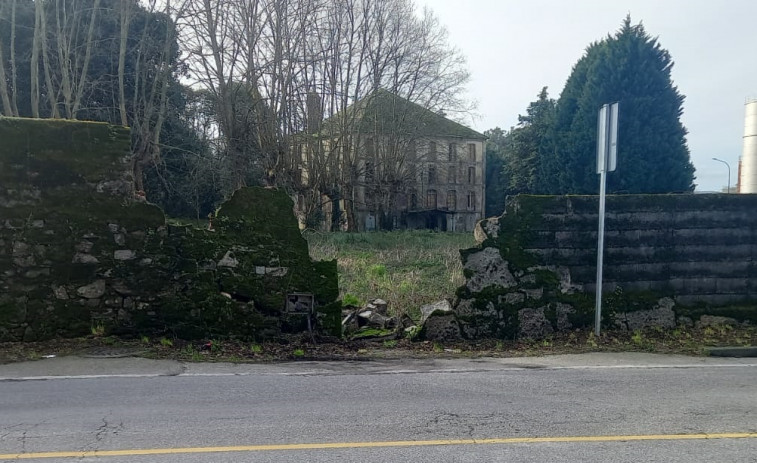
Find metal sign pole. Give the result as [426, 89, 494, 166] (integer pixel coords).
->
[595, 103, 618, 337]
[595, 167, 607, 336]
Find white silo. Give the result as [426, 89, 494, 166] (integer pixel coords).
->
[740, 99, 757, 193]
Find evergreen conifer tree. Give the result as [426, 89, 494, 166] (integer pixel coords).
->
[545, 16, 695, 194]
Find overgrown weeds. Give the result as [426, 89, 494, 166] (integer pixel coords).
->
[306, 230, 474, 318]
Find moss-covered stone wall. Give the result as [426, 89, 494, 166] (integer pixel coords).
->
[0, 117, 339, 341]
[456, 194, 757, 339]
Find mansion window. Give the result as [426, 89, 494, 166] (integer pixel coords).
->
[468, 143, 476, 161]
[467, 166, 475, 184]
[447, 190, 457, 210]
[467, 191, 476, 211]
[447, 166, 456, 184]
[428, 141, 437, 161]
[426, 189, 437, 209]
[448, 143, 457, 162]
[428, 165, 437, 184]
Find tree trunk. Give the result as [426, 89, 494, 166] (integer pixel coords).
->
[0, 42, 12, 116]
[39, 0, 58, 117]
[9, 0, 18, 116]
[326, 190, 342, 232]
[30, 0, 41, 117]
[72, 0, 100, 117]
[54, 0, 74, 118]
[132, 156, 145, 193]
[117, 0, 130, 126]
[343, 184, 357, 232]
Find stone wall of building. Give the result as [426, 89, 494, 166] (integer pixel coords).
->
[0, 117, 339, 341]
[456, 194, 757, 339]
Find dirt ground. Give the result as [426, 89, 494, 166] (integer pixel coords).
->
[1, 325, 755, 365]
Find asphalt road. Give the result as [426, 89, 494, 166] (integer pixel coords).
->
[1, 354, 756, 462]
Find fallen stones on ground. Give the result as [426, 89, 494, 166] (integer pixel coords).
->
[340, 298, 465, 343]
[342, 299, 400, 337]
[419, 300, 461, 342]
[365, 298, 388, 315]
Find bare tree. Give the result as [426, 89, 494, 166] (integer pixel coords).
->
[29, 0, 42, 117]
[129, 0, 184, 192]
[9, 0, 19, 116]
[0, 0, 21, 116]
[0, 0, 11, 116]
[117, 0, 131, 126]
[175, 0, 469, 229]
[294, 0, 469, 230]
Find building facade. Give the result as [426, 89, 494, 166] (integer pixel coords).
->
[353, 135, 486, 232]
[299, 90, 487, 232]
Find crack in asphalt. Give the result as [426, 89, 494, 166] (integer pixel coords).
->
[0, 423, 25, 441]
[0, 422, 46, 458]
[77, 413, 124, 461]
[424, 412, 504, 439]
[95, 417, 123, 442]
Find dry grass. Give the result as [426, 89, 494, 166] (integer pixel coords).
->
[305, 230, 475, 318]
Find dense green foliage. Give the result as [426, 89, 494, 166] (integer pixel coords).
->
[484, 88, 556, 208]
[488, 17, 696, 196]
[546, 17, 695, 194]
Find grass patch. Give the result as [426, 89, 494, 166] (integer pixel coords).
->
[306, 230, 474, 318]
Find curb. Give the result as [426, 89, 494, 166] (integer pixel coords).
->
[706, 347, 757, 358]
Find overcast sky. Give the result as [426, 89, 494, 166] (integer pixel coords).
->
[423, 0, 757, 192]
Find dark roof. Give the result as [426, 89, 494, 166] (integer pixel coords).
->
[322, 89, 485, 140]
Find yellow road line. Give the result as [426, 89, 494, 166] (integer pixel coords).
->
[2, 432, 756, 460]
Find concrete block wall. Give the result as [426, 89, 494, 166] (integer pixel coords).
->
[456, 194, 757, 339]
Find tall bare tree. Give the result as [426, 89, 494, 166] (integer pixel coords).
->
[117, 0, 132, 126]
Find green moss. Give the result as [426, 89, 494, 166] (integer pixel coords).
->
[0, 117, 130, 182]
[557, 292, 595, 328]
[351, 327, 395, 339]
[677, 304, 757, 324]
[317, 301, 343, 337]
[528, 269, 560, 290]
[1, 119, 340, 341]
[459, 285, 520, 339]
[603, 287, 666, 314]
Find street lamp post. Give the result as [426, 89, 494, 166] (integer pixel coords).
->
[712, 157, 731, 194]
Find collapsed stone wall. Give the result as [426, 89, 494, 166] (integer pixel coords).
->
[456, 194, 757, 339]
[0, 117, 339, 341]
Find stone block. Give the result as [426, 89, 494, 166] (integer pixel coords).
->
[76, 280, 106, 299]
[114, 250, 136, 261]
[518, 306, 553, 339]
[463, 247, 516, 292]
[420, 300, 453, 324]
[422, 313, 461, 342]
[613, 297, 676, 331]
